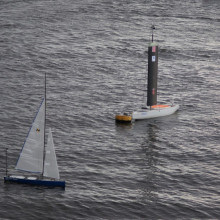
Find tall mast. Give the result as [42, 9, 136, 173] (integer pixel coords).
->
[147, 25, 158, 107]
[5, 148, 8, 177]
[42, 72, 46, 177]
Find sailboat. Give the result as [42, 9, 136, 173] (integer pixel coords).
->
[115, 26, 179, 122]
[4, 73, 65, 189]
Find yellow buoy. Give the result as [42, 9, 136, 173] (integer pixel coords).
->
[115, 113, 132, 123]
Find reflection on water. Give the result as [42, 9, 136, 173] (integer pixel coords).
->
[141, 124, 158, 168]
[137, 123, 159, 204]
[115, 121, 133, 129]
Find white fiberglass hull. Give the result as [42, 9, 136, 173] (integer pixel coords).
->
[132, 104, 179, 120]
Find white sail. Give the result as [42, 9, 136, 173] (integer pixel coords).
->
[15, 99, 45, 173]
[43, 128, 60, 179]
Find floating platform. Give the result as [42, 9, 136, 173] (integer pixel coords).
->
[132, 104, 179, 120]
[4, 175, 65, 189]
[115, 104, 179, 122]
[115, 27, 180, 122]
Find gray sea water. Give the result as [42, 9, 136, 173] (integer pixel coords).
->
[0, 0, 220, 219]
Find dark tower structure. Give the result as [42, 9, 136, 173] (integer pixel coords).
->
[147, 25, 158, 107]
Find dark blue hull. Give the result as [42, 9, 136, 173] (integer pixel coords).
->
[4, 176, 65, 189]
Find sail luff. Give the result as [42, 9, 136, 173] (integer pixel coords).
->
[15, 98, 45, 173]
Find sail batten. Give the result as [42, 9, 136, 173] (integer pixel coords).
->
[15, 99, 45, 173]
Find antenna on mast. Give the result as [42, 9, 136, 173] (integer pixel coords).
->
[151, 25, 155, 42]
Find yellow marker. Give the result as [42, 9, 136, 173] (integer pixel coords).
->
[115, 114, 132, 123]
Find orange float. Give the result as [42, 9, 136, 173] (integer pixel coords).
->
[115, 114, 132, 123]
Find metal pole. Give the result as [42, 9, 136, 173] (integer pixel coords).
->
[42, 73, 47, 178]
[5, 148, 8, 176]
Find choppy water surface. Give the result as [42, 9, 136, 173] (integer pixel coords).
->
[0, 0, 219, 219]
